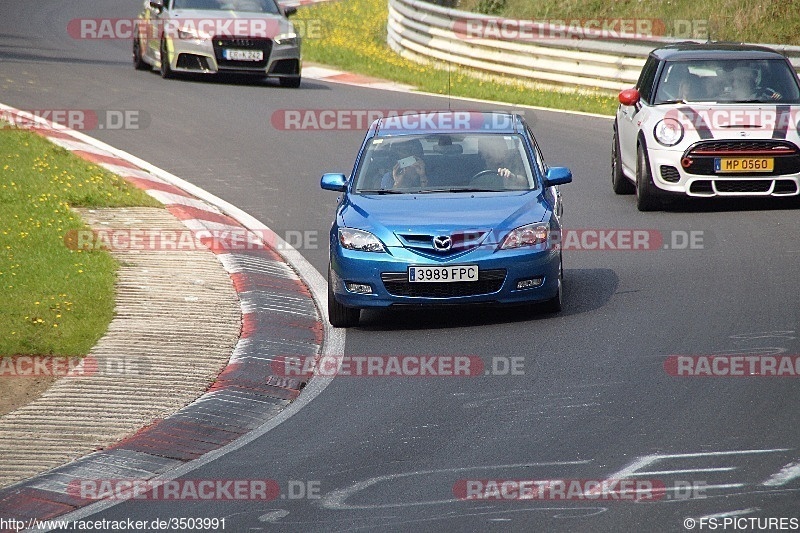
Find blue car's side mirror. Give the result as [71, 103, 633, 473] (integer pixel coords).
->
[543, 167, 572, 187]
[321, 173, 347, 192]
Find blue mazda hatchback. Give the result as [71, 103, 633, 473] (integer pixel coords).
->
[320, 111, 572, 327]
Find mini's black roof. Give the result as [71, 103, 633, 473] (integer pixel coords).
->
[651, 42, 789, 61]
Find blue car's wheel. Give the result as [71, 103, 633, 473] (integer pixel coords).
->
[328, 268, 360, 328]
[540, 254, 563, 313]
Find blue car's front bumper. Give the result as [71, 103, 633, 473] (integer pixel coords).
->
[330, 237, 560, 309]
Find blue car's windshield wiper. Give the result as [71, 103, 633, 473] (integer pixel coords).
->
[357, 189, 405, 194]
[419, 187, 502, 193]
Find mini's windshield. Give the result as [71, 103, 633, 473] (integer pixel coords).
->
[172, 0, 280, 13]
[353, 133, 536, 194]
[654, 59, 800, 104]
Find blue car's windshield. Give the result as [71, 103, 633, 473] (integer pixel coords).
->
[353, 133, 536, 194]
[172, 0, 280, 13]
[654, 58, 800, 104]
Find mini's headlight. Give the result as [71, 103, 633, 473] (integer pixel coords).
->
[500, 223, 549, 250]
[274, 32, 298, 46]
[654, 118, 684, 146]
[338, 228, 385, 252]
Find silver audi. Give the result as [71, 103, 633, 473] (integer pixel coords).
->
[133, 0, 301, 87]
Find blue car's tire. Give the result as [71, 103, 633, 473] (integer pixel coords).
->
[328, 268, 360, 328]
[540, 254, 563, 313]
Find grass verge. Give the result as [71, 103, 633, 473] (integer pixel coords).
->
[0, 125, 160, 356]
[295, 0, 618, 115]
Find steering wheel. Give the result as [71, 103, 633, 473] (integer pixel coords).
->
[470, 169, 500, 182]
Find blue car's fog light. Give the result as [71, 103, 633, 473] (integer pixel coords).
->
[516, 277, 543, 290]
[346, 282, 373, 294]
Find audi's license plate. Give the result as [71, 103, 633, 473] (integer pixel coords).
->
[714, 157, 774, 173]
[223, 49, 263, 61]
[408, 265, 478, 283]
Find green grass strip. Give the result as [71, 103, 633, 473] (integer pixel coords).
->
[0, 126, 160, 356]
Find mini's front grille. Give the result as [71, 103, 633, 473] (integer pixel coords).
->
[212, 36, 272, 69]
[689, 180, 713, 194]
[714, 180, 772, 193]
[381, 269, 506, 297]
[683, 140, 800, 176]
[687, 140, 799, 155]
[660, 165, 680, 183]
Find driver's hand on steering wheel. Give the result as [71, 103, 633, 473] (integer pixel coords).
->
[497, 167, 525, 188]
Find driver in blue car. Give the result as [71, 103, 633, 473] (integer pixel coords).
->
[477, 137, 527, 189]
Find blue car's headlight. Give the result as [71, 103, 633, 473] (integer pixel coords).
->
[338, 228, 385, 252]
[500, 223, 549, 250]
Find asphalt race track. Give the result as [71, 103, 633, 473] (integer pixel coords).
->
[1, 1, 799, 531]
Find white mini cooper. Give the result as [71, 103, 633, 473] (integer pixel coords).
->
[613, 43, 800, 210]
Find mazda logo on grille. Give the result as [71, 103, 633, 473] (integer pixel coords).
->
[433, 235, 452, 251]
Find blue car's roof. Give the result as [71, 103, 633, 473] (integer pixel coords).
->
[369, 111, 525, 136]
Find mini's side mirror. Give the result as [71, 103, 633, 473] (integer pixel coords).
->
[284, 6, 297, 17]
[321, 173, 347, 192]
[618, 88, 640, 106]
[543, 167, 572, 187]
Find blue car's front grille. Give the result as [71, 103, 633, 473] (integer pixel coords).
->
[380, 269, 506, 298]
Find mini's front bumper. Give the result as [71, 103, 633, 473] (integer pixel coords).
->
[646, 146, 800, 198]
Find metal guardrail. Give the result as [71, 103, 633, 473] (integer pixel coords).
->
[387, 0, 800, 93]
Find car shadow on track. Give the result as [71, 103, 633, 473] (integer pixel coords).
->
[661, 196, 800, 213]
[356, 267, 619, 331]
[149, 70, 331, 90]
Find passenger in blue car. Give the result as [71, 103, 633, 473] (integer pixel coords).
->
[379, 141, 430, 190]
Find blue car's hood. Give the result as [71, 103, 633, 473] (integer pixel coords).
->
[340, 191, 548, 247]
